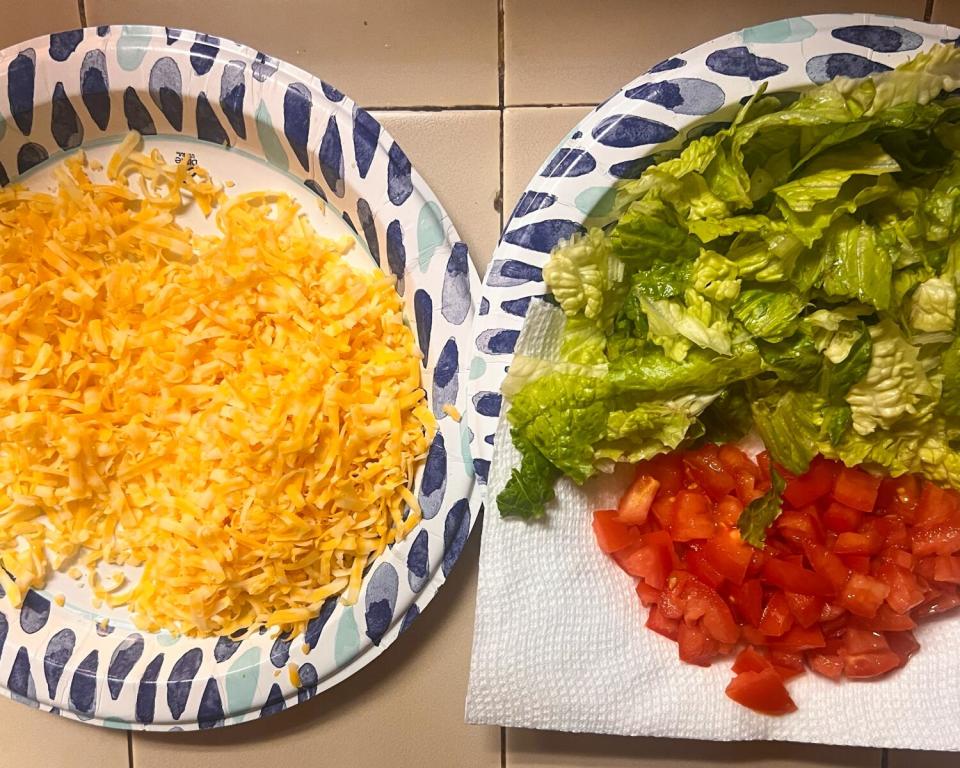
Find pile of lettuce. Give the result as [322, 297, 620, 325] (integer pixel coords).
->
[498, 45, 960, 520]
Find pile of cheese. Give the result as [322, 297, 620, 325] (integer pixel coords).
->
[0, 133, 434, 637]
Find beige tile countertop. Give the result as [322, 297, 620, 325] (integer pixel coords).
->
[1, 0, 959, 766]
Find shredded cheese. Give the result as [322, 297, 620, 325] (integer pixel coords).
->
[0, 133, 433, 637]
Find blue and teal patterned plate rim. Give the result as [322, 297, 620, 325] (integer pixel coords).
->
[0, 26, 481, 730]
[467, 13, 960, 491]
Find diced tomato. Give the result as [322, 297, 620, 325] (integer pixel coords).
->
[776, 508, 823, 547]
[878, 546, 913, 570]
[843, 627, 889, 655]
[823, 502, 862, 534]
[685, 543, 726, 588]
[725, 668, 797, 715]
[716, 495, 744, 527]
[851, 603, 917, 632]
[783, 456, 836, 509]
[914, 585, 960, 618]
[784, 591, 824, 628]
[912, 524, 960, 557]
[840, 554, 871, 574]
[833, 467, 882, 513]
[770, 624, 825, 652]
[684, 445, 736, 501]
[917, 481, 960, 529]
[834, 528, 882, 556]
[726, 579, 763, 627]
[677, 621, 720, 666]
[934, 554, 960, 584]
[769, 649, 804, 671]
[819, 602, 846, 623]
[734, 471, 762, 505]
[876, 474, 921, 522]
[704, 530, 753, 585]
[808, 652, 843, 680]
[762, 558, 833, 597]
[803, 541, 850, 593]
[841, 649, 901, 679]
[669, 491, 715, 541]
[756, 452, 772, 487]
[875, 516, 910, 549]
[651, 495, 675, 529]
[615, 530, 676, 589]
[839, 572, 890, 618]
[592, 510, 638, 554]
[886, 630, 920, 665]
[875, 561, 925, 614]
[732, 645, 772, 674]
[646, 603, 679, 640]
[758, 591, 793, 637]
[638, 452, 686, 497]
[617, 474, 660, 525]
[635, 581, 660, 606]
[719, 444, 760, 480]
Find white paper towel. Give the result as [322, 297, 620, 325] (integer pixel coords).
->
[466, 302, 960, 750]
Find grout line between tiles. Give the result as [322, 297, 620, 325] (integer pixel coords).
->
[924, 0, 934, 23]
[127, 731, 134, 768]
[498, 0, 506, 235]
[501, 727, 507, 768]
[361, 103, 596, 113]
[881, 747, 889, 768]
[77, 0, 87, 26]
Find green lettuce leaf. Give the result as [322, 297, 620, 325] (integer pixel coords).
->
[543, 228, 624, 321]
[909, 276, 957, 332]
[732, 287, 806, 342]
[737, 467, 786, 548]
[498, 434, 561, 519]
[751, 389, 825, 474]
[820, 217, 893, 310]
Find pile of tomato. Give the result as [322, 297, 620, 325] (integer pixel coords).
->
[592, 443, 960, 715]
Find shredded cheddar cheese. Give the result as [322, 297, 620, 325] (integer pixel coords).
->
[0, 133, 433, 637]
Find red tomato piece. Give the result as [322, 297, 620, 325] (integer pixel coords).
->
[770, 624, 826, 652]
[725, 668, 797, 716]
[769, 649, 804, 671]
[912, 524, 960, 557]
[934, 554, 960, 584]
[592, 510, 638, 554]
[875, 561, 925, 614]
[617, 474, 660, 525]
[635, 581, 660, 606]
[841, 649, 901, 679]
[783, 456, 837, 509]
[803, 541, 850, 593]
[878, 546, 913, 570]
[685, 543, 726, 589]
[840, 554, 871, 574]
[823, 502, 862, 534]
[886, 630, 920, 666]
[684, 445, 737, 501]
[718, 444, 760, 480]
[877, 474, 921, 522]
[682, 581, 740, 644]
[734, 471, 763, 505]
[704, 530, 753, 585]
[756, 452, 772, 488]
[833, 529, 882, 556]
[645, 603, 679, 640]
[851, 604, 917, 632]
[776, 508, 824, 547]
[784, 591, 824, 628]
[839, 572, 890, 618]
[843, 627, 889, 655]
[914, 585, 960, 618]
[615, 530, 676, 589]
[677, 621, 720, 666]
[637, 452, 686, 497]
[759, 591, 794, 637]
[650, 495, 675, 529]
[809, 653, 842, 680]
[727, 578, 763, 627]
[833, 466, 882, 512]
[763, 558, 834, 597]
[917, 481, 960, 529]
[716, 495, 744, 527]
[875, 516, 910, 549]
[669, 491, 716, 541]
[732, 646, 772, 675]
